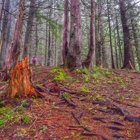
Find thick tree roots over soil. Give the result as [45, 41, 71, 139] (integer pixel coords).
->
[0, 66, 140, 139]
[6, 56, 43, 98]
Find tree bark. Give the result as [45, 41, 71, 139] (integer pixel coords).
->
[29, 33, 33, 64]
[0, 0, 10, 70]
[45, 19, 48, 66]
[67, 0, 82, 69]
[5, 8, 11, 60]
[54, 35, 57, 66]
[131, 19, 140, 70]
[35, 22, 38, 58]
[0, 0, 5, 27]
[95, 1, 101, 67]
[51, 31, 54, 66]
[23, 0, 36, 58]
[116, 16, 123, 67]
[113, 28, 119, 69]
[107, 0, 115, 69]
[6, 0, 25, 70]
[47, 9, 52, 66]
[83, 0, 95, 68]
[6, 0, 43, 98]
[119, 0, 134, 69]
[62, 0, 68, 66]
[7, 56, 43, 98]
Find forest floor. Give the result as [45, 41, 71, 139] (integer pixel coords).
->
[0, 66, 140, 140]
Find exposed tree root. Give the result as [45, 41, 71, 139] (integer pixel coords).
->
[121, 60, 135, 70]
[112, 134, 125, 138]
[124, 116, 140, 122]
[129, 61, 135, 70]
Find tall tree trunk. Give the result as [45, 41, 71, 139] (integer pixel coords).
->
[29, 34, 33, 64]
[51, 32, 54, 66]
[83, 0, 95, 68]
[95, 1, 101, 66]
[119, 0, 134, 69]
[0, 0, 10, 70]
[85, 6, 90, 49]
[6, 0, 42, 98]
[113, 30, 119, 69]
[47, 9, 52, 66]
[131, 19, 140, 70]
[101, 24, 108, 68]
[22, 0, 36, 58]
[35, 22, 38, 58]
[62, 0, 68, 66]
[116, 16, 123, 67]
[40, 40, 44, 66]
[107, 0, 115, 69]
[0, 0, 5, 29]
[67, 0, 82, 69]
[6, 0, 25, 70]
[5, 8, 11, 59]
[96, 1, 108, 68]
[54, 37, 57, 66]
[45, 20, 48, 66]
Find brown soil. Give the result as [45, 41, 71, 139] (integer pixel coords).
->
[0, 66, 140, 140]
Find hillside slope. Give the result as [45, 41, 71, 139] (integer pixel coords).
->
[0, 66, 140, 140]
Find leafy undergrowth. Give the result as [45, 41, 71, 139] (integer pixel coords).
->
[0, 66, 140, 140]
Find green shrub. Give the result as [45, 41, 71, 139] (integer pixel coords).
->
[21, 100, 29, 107]
[61, 92, 69, 99]
[52, 67, 66, 81]
[21, 114, 30, 124]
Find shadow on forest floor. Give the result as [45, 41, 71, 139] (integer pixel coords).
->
[0, 66, 140, 140]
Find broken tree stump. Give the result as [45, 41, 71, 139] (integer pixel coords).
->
[6, 56, 43, 98]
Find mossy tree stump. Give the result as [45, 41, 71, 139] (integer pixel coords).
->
[7, 56, 42, 98]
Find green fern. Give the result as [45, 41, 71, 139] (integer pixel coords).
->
[52, 67, 66, 81]
[65, 76, 74, 81]
[80, 87, 90, 93]
[85, 77, 89, 83]
[61, 93, 69, 99]
[82, 67, 89, 75]
[53, 72, 65, 81]
[75, 69, 82, 73]
[93, 66, 99, 73]
[92, 73, 98, 79]
[75, 68, 89, 75]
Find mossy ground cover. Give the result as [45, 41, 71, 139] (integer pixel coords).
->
[0, 66, 140, 140]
